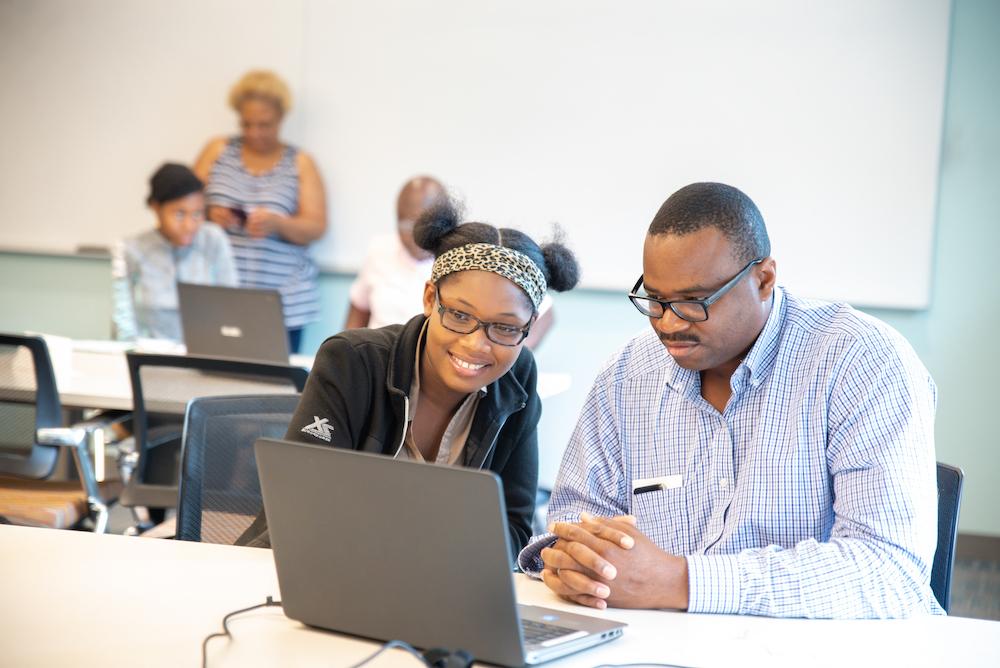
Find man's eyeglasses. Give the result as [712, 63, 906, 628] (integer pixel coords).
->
[628, 258, 762, 322]
[435, 288, 533, 346]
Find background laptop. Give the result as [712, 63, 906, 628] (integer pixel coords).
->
[177, 283, 289, 364]
[255, 438, 625, 666]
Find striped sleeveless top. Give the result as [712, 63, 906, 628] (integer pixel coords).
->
[204, 137, 320, 329]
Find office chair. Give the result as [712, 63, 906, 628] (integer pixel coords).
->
[118, 352, 308, 531]
[175, 394, 301, 544]
[931, 461, 964, 613]
[0, 333, 119, 531]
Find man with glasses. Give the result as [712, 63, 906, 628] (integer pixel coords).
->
[518, 182, 941, 618]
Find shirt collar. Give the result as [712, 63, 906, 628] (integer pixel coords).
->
[740, 285, 784, 387]
[150, 228, 195, 257]
[408, 319, 428, 421]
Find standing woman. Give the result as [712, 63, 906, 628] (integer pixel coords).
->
[193, 70, 327, 353]
[238, 200, 580, 557]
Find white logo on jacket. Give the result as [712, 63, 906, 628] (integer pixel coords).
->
[301, 416, 333, 442]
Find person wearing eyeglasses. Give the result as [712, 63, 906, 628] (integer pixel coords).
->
[237, 198, 579, 558]
[518, 182, 940, 619]
[345, 175, 557, 350]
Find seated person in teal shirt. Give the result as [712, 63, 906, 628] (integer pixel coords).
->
[112, 163, 238, 341]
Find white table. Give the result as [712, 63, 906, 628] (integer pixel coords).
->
[0, 337, 312, 413]
[34, 338, 570, 413]
[1, 525, 998, 668]
[54, 339, 314, 413]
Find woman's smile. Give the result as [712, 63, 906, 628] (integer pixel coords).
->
[449, 351, 491, 375]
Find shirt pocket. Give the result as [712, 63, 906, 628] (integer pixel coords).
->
[629, 478, 691, 553]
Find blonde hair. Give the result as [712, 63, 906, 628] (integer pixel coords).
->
[228, 70, 292, 116]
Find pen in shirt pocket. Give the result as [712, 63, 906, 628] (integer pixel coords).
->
[632, 474, 683, 495]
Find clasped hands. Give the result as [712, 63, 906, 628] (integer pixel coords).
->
[540, 512, 689, 611]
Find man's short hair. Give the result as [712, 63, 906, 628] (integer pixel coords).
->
[648, 182, 771, 263]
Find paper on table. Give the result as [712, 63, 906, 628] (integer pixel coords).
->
[133, 338, 186, 354]
[20, 332, 74, 389]
[71, 339, 135, 354]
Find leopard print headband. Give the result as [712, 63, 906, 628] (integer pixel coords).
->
[430, 243, 547, 309]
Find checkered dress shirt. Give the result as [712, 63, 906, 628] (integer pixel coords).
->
[519, 287, 943, 618]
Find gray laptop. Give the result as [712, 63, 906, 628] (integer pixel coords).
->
[177, 283, 289, 364]
[254, 438, 626, 666]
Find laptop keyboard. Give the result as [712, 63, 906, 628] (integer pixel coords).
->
[521, 619, 576, 644]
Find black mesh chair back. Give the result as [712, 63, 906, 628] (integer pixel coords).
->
[931, 462, 964, 613]
[0, 333, 63, 478]
[176, 394, 301, 544]
[121, 352, 308, 513]
[0, 333, 114, 531]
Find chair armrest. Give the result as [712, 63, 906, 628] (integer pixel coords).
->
[36, 426, 104, 509]
[36, 426, 88, 448]
[35, 425, 112, 533]
[74, 410, 133, 446]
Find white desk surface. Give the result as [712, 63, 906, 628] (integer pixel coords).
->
[37, 338, 570, 413]
[46, 339, 313, 412]
[1, 525, 998, 668]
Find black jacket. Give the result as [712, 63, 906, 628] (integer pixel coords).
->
[238, 315, 540, 557]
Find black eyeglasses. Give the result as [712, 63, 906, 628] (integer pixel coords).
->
[628, 258, 763, 322]
[435, 288, 533, 346]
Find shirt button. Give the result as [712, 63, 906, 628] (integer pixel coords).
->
[719, 478, 730, 490]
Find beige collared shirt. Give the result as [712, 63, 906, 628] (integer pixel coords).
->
[397, 321, 485, 465]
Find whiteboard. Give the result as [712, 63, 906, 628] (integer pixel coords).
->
[0, 0, 950, 308]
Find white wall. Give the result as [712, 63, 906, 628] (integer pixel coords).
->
[3, 0, 999, 537]
[0, 0, 305, 245]
[0, 0, 950, 307]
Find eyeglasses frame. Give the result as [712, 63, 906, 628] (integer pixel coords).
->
[434, 287, 534, 346]
[628, 258, 763, 322]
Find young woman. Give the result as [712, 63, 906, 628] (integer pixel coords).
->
[239, 200, 579, 557]
[111, 163, 237, 342]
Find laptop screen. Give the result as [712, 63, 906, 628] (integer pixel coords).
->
[255, 438, 625, 666]
[177, 283, 289, 364]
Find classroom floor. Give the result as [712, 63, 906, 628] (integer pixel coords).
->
[951, 558, 1000, 621]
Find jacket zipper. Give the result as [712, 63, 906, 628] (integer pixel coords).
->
[392, 394, 409, 458]
[475, 401, 526, 469]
